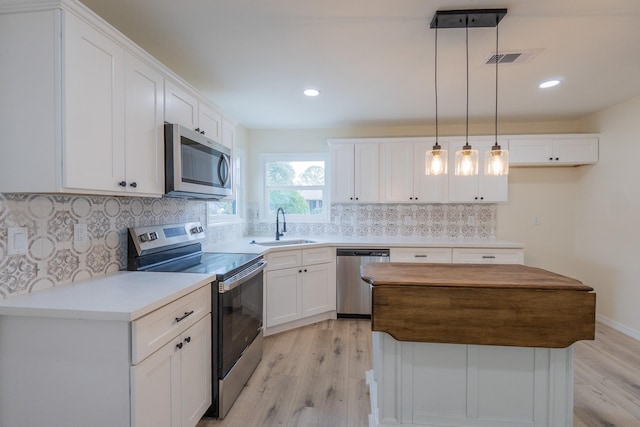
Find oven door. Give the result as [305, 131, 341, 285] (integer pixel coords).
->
[218, 260, 265, 378]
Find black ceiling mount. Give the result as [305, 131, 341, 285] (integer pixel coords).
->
[430, 9, 507, 29]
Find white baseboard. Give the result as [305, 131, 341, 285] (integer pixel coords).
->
[596, 313, 640, 341]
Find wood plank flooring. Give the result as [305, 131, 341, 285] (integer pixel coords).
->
[198, 320, 640, 427]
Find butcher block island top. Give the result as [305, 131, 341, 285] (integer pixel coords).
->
[361, 263, 596, 348]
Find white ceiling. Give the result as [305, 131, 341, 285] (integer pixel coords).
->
[78, 0, 640, 130]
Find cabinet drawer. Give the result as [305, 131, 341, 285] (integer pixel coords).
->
[265, 250, 302, 270]
[302, 247, 333, 266]
[452, 248, 524, 265]
[390, 248, 452, 263]
[132, 285, 211, 365]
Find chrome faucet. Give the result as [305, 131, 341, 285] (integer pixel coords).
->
[275, 207, 287, 240]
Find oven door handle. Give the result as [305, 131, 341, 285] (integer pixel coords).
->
[218, 260, 267, 293]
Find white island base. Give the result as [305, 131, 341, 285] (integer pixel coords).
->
[367, 332, 574, 427]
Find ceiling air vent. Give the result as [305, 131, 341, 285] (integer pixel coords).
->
[482, 49, 542, 65]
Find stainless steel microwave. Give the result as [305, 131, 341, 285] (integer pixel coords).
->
[164, 123, 232, 199]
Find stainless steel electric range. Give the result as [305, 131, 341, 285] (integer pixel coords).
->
[127, 222, 266, 419]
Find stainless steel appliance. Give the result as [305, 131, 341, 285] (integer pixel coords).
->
[336, 248, 389, 318]
[127, 222, 265, 419]
[164, 123, 232, 199]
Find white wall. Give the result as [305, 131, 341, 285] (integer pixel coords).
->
[574, 95, 640, 336]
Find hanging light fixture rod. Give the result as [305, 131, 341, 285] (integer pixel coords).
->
[430, 9, 507, 29]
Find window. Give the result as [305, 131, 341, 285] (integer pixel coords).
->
[260, 153, 330, 222]
[207, 148, 245, 224]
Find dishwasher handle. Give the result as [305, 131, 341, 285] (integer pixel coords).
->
[337, 248, 390, 257]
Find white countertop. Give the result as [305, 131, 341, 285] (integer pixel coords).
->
[203, 236, 524, 254]
[0, 271, 213, 321]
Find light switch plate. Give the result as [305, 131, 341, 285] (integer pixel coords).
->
[8, 227, 28, 255]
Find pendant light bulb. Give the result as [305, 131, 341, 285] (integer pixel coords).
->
[426, 143, 448, 175]
[455, 144, 479, 176]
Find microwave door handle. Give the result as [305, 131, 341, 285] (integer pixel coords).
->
[218, 154, 230, 186]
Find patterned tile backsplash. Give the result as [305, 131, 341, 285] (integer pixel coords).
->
[247, 203, 496, 239]
[0, 194, 244, 298]
[0, 194, 496, 299]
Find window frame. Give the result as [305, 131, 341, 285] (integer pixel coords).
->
[206, 147, 245, 226]
[259, 152, 331, 223]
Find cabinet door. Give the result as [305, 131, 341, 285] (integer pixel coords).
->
[302, 262, 336, 317]
[131, 336, 182, 427]
[63, 14, 126, 192]
[198, 103, 222, 142]
[354, 143, 380, 202]
[180, 314, 212, 427]
[552, 137, 598, 165]
[266, 267, 302, 327]
[414, 141, 448, 202]
[508, 138, 553, 165]
[124, 54, 164, 195]
[331, 144, 355, 202]
[165, 79, 199, 130]
[449, 140, 508, 203]
[221, 118, 235, 150]
[383, 143, 414, 202]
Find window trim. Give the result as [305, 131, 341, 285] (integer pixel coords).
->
[259, 152, 331, 223]
[207, 147, 245, 226]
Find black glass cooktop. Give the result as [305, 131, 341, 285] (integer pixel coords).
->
[144, 252, 262, 280]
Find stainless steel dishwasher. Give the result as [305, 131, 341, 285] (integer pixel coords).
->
[336, 248, 390, 318]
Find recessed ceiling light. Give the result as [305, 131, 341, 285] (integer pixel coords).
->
[539, 79, 560, 89]
[303, 88, 321, 97]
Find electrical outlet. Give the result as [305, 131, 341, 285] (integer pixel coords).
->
[532, 215, 541, 226]
[8, 227, 28, 255]
[74, 223, 88, 244]
[467, 215, 475, 225]
[404, 216, 412, 226]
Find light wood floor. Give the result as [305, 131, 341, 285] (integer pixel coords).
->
[198, 320, 640, 427]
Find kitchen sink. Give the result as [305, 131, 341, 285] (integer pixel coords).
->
[253, 239, 317, 246]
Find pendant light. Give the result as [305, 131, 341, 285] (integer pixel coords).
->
[425, 21, 448, 176]
[429, 9, 508, 177]
[454, 19, 479, 176]
[484, 14, 509, 176]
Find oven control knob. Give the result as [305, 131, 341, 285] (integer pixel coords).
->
[190, 226, 204, 234]
[148, 232, 159, 241]
[138, 233, 150, 242]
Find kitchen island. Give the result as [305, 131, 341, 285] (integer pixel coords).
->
[361, 263, 596, 427]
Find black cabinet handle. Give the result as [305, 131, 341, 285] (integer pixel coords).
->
[176, 342, 183, 350]
[350, 197, 354, 200]
[549, 157, 553, 161]
[201, 130, 205, 135]
[474, 196, 478, 200]
[118, 181, 126, 187]
[184, 336, 191, 344]
[355, 197, 359, 200]
[480, 196, 484, 200]
[175, 310, 194, 323]
[409, 197, 413, 200]
[299, 269, 302, 273]
[304, 269, 308, 272]
[195, 127, 201, 133]
[129, 182, 137, 188]
[555, 157, 559, 161]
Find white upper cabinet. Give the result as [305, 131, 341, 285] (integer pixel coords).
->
[0, 6, 164, 196]
[509, 135, 598, 166]
[63, 13, 127, 193]
[448, 139, 509, 203]
[124, 54, 165, 195]
[165, 79, 223, 143]
[383, 139, 448, 203]
[329, 140, 380, 203]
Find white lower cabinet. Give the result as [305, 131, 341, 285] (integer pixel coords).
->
[369, 332, 574, 427]
[132, 314, 211, 427]
[390, 247, 452, 263]
[0, 285, 211, 427]
[452, 248, 524, 265]
[264, 247, 336, 334]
